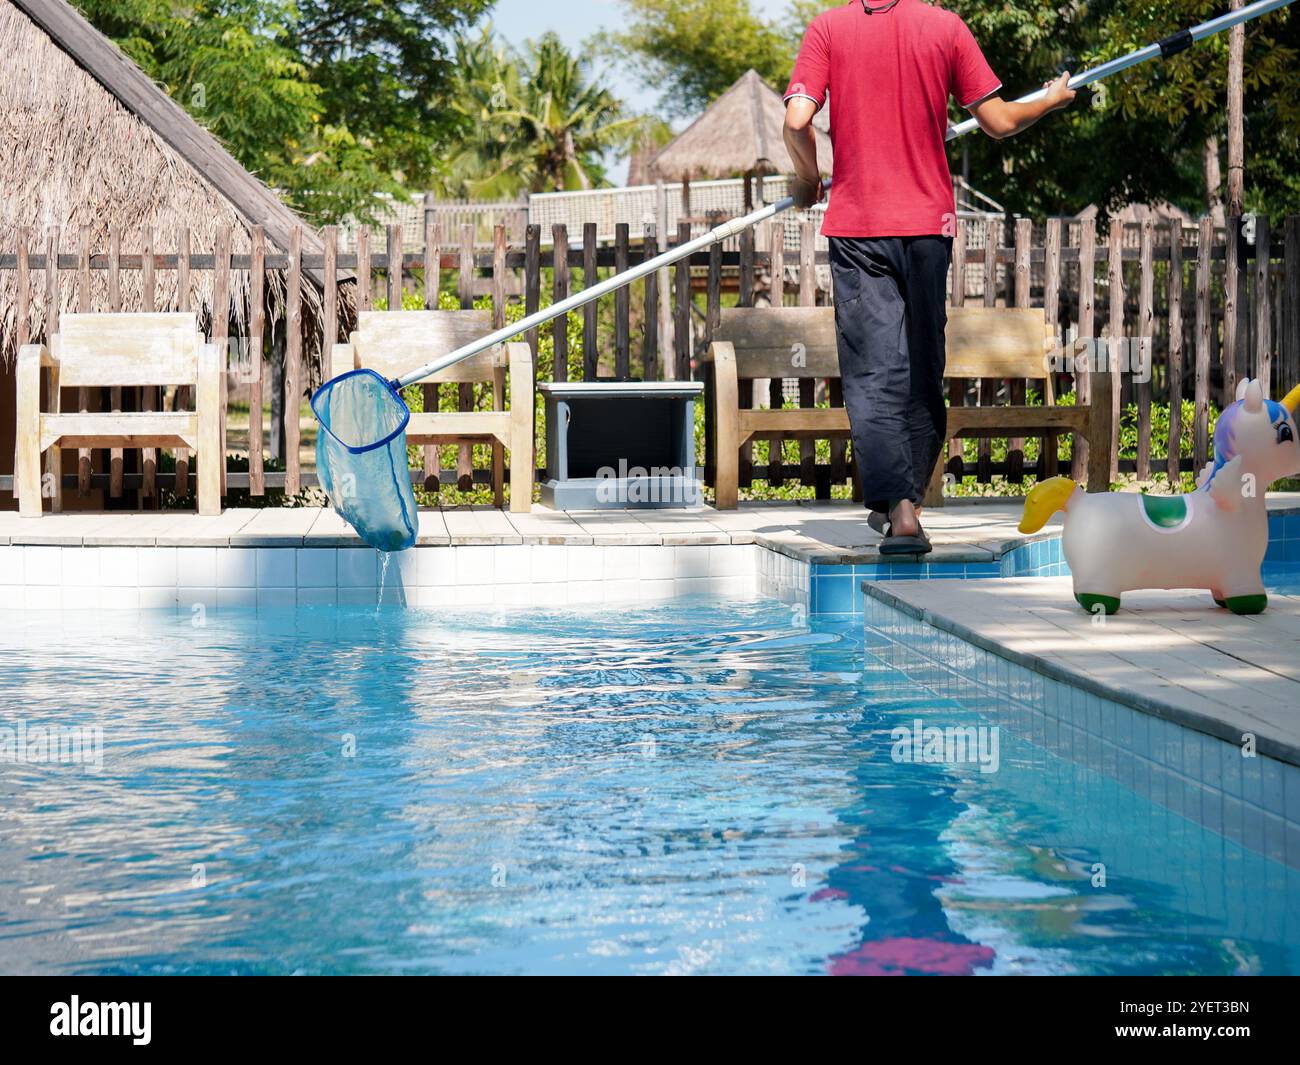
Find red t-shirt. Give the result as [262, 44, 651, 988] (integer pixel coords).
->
[784, 0, 1001, 238]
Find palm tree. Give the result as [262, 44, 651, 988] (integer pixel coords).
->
[438, 27, 524, 199]
[441, 28, 645, 196]
[504, 33, 644, 191]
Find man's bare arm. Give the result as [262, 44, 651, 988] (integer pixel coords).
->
[967, 72, 1076, 140]
[783, 97, 825, 207]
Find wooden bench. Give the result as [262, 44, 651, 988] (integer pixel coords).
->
[17, 312, 222, 516]
[702, 305, 1113, 509]
[331, 310, 534, 512]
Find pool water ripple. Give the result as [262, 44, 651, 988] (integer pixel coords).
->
[0, 598, 1296, 975]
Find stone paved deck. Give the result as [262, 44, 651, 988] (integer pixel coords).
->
[0, 499, 1062, 561]
[5, 493, 1298, 559]
[863, 575, 1300, 767]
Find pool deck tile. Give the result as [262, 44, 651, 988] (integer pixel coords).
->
[229, 508, 319, 546]
[2, 492, 1298, 558]
[863, 575, 1300, 767]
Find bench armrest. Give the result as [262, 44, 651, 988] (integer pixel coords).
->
[16, 344, 54, 419]
[18, 343, 55, 369]
[330, 342, 357, 382]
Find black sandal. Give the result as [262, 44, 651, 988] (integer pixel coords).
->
[869, 509, 932, 554]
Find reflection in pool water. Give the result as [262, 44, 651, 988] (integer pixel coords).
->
[0, 599, 1296, 975]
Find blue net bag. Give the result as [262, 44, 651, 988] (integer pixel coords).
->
[311, 369, 418, 552]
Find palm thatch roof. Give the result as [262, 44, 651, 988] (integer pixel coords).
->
[0, 0, 351, 367]
[648, 69, 833, 182]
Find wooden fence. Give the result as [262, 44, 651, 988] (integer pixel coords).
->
[1, 211, 1297, 504]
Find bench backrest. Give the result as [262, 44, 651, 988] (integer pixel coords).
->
[714, 307, 837, 378]
[944, 307, 1053, 380]
[52, 312, 201, 387]
[715, 305, 1053, 382]
[349, 310, 504, 384]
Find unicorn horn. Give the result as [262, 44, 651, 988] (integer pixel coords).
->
[1282, 384, 1300, 414]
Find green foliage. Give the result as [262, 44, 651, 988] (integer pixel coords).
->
[725, 395, 1217, 503]
[598, 0, 796, 117]
[286, 1, 493, 187]
[1085, 0, 1300, 217]
[71, 0, 489, 224]
[440, 29, 645, 196]
[606, 0, 1297, 217]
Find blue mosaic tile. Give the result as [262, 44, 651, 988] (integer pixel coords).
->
[805, 510, 1300, 614]
[811, 572, 854, 615]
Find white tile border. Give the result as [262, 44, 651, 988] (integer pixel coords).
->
[0, 542, 768, 611]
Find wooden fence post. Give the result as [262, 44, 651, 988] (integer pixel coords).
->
[947, 219, 967, 484]
[1075, 217, 1096, 479]
[524, 223, 541, 361]
[1009, 218, 1031, 483]
[139, 226, 157, 502]
[1136, 218, 1154, 481]
[614, 222, 630, 379]
[583, 222, 598, 381]
[76, 225, 92, 495]
[282, 225, 302, 496]
[1194, 217, 1213, 468]
[356, 226, 372, 312]
[977, 218, 998, 483]
[553, 224, 569, 382]
[213, 225, 231, 497]
[642, 223, 658, 381]
[43, 226, 62, 511]
[108, 228, 123, 498]
[798, 219, 817, 490]
[387, 223, 403, 312]
[1167, 222, 1184, 485]
[249, 225, 266, 496]
[1224, 216, 1243, 407]
[422, 217, 441, 493]
[1107, 218, 1124, 481]
[673, 222, 691, 381]
[765, 222, 786, 488]
[1254, 215, 1271, 391]
[491, 223, 507, 507]
[175, 228, 192, 495]
[457, 223, 474, 491]
[1284, 216, 1299, 392]
[1042, 217, 1062, 479]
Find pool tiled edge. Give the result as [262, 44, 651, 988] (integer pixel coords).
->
[808, 508, 1300, 615]
[861, 587, 1300, 868]
[2, 506, 1297, 613]
[0, 543, 760, 610]
[808, 535, 1066, 614]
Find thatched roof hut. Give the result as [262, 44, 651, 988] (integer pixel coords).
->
[0, 0, 349, 366]
[648, 69, 833, 183]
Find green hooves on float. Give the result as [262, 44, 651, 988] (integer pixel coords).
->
[1218, 593, 1267, 615]
[1076, 593, 1120, 615]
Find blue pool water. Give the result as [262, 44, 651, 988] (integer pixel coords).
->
[1, 599, 1297, 975]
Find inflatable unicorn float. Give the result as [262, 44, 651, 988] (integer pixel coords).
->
[1019, 378, 1300, 615]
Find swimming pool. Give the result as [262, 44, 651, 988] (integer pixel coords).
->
[1, 599, 1297, 975]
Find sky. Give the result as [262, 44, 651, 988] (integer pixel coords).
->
[479, 0, 802, 182]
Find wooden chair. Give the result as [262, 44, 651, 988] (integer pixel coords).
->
[331, 310, 534, 512]
[923, 306, 1112, 506]
[17, 312, 222, 516]
[701, 307, 845, 510]
[702, 305, 1113, 509]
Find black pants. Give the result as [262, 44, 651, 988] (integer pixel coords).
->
[829, 235, 952, 514]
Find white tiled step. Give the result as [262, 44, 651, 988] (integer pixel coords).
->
[0, 542, 761, 610]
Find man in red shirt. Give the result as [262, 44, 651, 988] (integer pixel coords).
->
[783, 0, 1074, 552]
